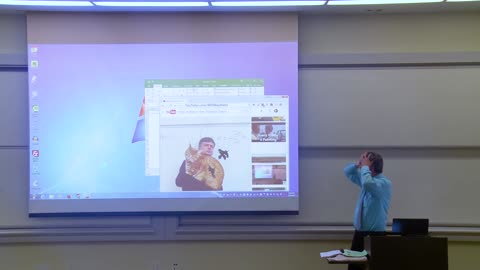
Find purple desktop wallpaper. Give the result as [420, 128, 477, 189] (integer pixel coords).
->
[28, 42, 298, 198]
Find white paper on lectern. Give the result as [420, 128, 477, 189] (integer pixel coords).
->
[320, 250, 342, 258]
[327, 254, 368, 263]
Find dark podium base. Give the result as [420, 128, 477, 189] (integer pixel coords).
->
[365, 235, 448, 270]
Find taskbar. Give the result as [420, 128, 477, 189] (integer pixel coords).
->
[30, 191, 298, 200]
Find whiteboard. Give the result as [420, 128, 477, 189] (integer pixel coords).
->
[299, 67, 480, 147]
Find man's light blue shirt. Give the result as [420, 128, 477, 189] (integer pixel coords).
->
[344, 163, 392, 231]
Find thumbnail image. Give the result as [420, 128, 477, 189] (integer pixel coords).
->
[252, 164, 286, 185]
[251, 121, 286, 142]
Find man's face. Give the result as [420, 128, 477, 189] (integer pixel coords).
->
[199, 141, 215, 156]
[265, 125, 273, 134]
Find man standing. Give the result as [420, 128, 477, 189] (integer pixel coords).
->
[344, 152, 392, 270]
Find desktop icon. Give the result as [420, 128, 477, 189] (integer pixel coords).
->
[30, 47, 38, 53]
[30, 60, 39, 68]
[32, 136, 39, 143]
[32, 150, 40, 157]
[31, 121, 38, 129]
[32, 105, 39, 112]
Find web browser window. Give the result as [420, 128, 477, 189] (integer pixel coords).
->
[151, 95, 289, 193]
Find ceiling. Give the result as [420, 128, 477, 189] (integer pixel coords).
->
[0, 0, 480, 14]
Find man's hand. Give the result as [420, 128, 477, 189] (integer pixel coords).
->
[359, 152, 373, 168]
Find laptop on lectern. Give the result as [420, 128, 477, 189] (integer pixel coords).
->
[392, 218, 429, 236]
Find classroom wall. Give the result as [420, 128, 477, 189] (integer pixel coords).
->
[1, 11, 479, 270]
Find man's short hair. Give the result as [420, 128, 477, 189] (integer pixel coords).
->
[367, 152, 383, 174]
[198, 137, 215, 148]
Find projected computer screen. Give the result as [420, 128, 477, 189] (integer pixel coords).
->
[27, 13, 298, 215]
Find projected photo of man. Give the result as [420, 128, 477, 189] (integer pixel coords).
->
[264, 124, 277, 141]
[176, 137, 225, 191]
[252, 123, 261, 141]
